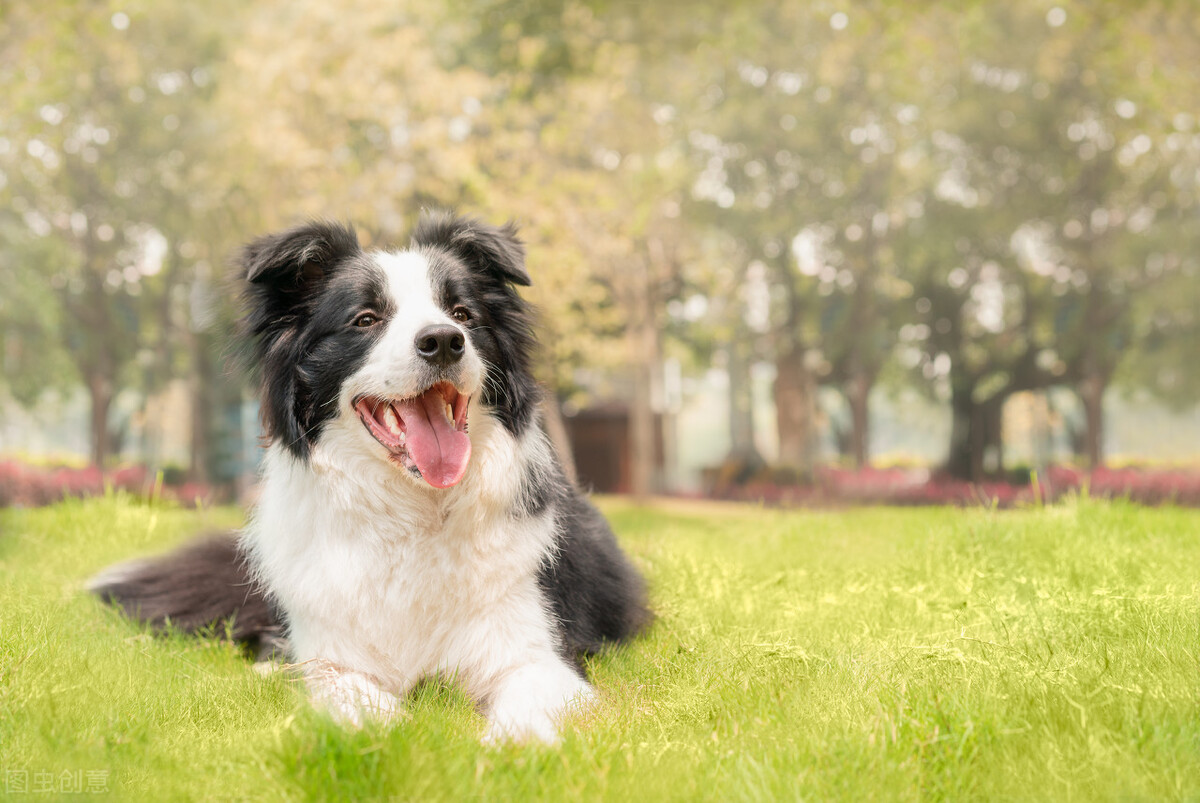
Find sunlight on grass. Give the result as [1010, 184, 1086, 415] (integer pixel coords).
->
[1, 494, 1197, 800]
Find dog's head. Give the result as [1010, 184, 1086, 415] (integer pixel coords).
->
[240, 212, 537, 488]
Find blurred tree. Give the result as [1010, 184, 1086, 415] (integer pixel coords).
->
[0, 218, 78, 406]
[1, 2, 235, 470]
[895, 3, 1200, 477]
[681, 3, 924, 473]
[1038, 6, 1200, 466]
[219, 1, 495, 234]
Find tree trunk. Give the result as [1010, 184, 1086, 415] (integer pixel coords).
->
[709, 331, 766, 494]
[773, 345, 815, 481]
[1077, 377, 1106, 468]
[946, 384, 1007, 481]
[845, 377, 871, 469]
[541, 395, 578, 486]
[629, 360, 655, 499]
[75, 240, 119, 474]
[627, 256, 659, 500]
[830, 418, 851, 459]
[86, 373, 113, 471]
[189, 331, 214, 485]
[771, 241, 816, 481]
[946, 384, 988, 481]
[946, 385, 973, 480]
[728, 334, 757, 456]
[983, 397, 1004, 475]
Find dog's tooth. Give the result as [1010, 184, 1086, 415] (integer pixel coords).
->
[445, 402, 453, 422]
[384, 406, 403, 437]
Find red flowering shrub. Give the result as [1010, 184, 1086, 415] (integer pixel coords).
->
[713, 463, 1200, 508]
[0, 460, 220, 508]
[0, 461, 103, 507]
[1079, 466, 1200, 506]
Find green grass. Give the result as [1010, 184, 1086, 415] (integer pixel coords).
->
[1, 495, 1198, 801]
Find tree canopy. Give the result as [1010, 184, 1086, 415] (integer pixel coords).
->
[1, 1, 1196, 484]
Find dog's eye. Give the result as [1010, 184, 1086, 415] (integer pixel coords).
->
[354, 312, 380, 328]
[452, 306, 471, 323]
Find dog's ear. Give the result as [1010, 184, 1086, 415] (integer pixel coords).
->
[242, 220, 361, 293]
[411, 211, 531, 287]
[238, 221, 359, 458]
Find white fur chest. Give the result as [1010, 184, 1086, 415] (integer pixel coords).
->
[243, 413, 559, 694]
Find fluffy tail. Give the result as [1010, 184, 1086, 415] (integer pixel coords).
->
[89, 535, 282, 651]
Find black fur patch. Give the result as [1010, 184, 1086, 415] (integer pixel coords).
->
[414, 212, 540, 436]
[515, 463, 557, 519]
[90, 536, 280, 648]
[240, 221, 392, 458]
[538, 491, 654, 658]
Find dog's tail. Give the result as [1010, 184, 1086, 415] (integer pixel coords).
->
[89, 535, 283, 652]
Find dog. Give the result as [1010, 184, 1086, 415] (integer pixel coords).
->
[90, 212, 651, 743]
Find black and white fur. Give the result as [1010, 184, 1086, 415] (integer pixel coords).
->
[91, 212, 650, 743]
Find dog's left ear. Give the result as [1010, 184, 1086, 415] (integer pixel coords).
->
[411, 211, 532, 287]
[242, 220, 361, 294]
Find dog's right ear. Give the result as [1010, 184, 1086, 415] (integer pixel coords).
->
[242, 221, 361, 294]
[238, 221, 360, 459]
[411, 211, 531, 288]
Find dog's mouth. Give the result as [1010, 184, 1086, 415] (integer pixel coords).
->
[353, 382, 471, 489]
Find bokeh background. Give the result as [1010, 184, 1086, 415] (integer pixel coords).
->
[2, 1, 1198, 505]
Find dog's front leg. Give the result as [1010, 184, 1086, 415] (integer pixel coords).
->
[305, 660, 403, 727]
[478, 657, 596, 744]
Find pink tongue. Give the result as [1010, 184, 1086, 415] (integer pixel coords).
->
[393, 390, 472, 488]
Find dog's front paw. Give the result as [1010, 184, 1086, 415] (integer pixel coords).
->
[482, 710, 562, 745]
[306, 661, 403, 727]
[482, 662, 596, 745]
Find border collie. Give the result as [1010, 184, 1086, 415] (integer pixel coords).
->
[90, 212, 651, 743]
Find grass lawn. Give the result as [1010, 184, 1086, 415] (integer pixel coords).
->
[1, 495, 1197, 801]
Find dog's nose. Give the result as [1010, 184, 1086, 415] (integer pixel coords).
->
[415, 324, 465, 367]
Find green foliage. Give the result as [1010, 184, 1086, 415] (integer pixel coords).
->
[2, 495, 1199, 800]
[1, 1, 1197, 472]
[1, 1, 246, 465]
[0, 219, 79, 404]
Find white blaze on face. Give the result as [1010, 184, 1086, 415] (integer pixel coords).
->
[339, 250, 484, 487]
[372, 250, 444, 389]
[345, 250, 481, 403]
